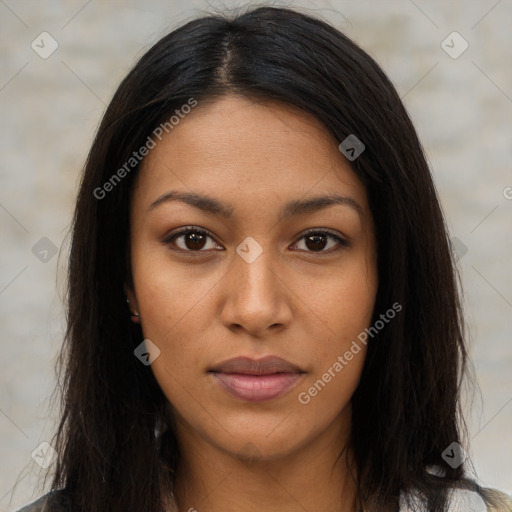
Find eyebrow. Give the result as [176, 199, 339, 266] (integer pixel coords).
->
[146, 190, 363, 220]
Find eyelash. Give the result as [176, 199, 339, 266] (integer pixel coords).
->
[161, 226, 349, 255]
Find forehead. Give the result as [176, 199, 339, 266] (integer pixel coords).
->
[131, 95, 369, 216]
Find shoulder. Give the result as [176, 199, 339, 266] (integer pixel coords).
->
[452, 477, 512, 512]
[14, 489, 69, 512]
[400, 479, 512, 511]
[478, 486, 512, 512]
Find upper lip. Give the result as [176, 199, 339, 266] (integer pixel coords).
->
[209, 356, 304, 375]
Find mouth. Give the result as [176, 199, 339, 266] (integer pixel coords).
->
[208, 356, 305, 402]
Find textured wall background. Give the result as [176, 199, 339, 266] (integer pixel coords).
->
[1, 0, 511, 510]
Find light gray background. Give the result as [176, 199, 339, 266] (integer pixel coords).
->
[1, 1, 511, 510]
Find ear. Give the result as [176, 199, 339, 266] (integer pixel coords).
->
[124, 284, 140, 322]
[124, 283, 137, 304]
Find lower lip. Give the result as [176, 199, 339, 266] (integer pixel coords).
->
[210, 372, 303, 402]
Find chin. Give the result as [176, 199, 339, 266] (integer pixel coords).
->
[209, 413, 316, 463]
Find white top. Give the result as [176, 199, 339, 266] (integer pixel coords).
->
[400, 487, 488, 511]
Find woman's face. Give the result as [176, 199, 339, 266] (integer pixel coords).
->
[127, 94, 378, 463]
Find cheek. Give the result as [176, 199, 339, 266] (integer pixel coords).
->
[301, 258, 377, 394]
[295, 280, 373, 417]
[142, 304, 209, 419]
[309, 260, 377, 345]
[131, 244, 219, 341]
[130, 251, 220, 400]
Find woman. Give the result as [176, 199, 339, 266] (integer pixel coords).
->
[16, 5, 512, 512]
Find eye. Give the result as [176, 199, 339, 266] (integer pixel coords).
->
[162, 226, 222, 252]
[292, 229, 349, 253]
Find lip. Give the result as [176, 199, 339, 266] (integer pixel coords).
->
[209, 356, 305, 402]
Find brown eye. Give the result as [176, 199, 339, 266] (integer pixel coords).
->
[293, 230, 348, 253]
[163, 227, 222, 252]
[182, 231, 208, 250]
[305, 233, 328, 251]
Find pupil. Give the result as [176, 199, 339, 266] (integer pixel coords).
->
[306, 234, 326, 251]
[187, 232, 205, 250]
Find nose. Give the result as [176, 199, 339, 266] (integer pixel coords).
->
[220, 247, 293, 337]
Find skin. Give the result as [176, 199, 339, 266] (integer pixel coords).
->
[126, 95, 378, 512]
